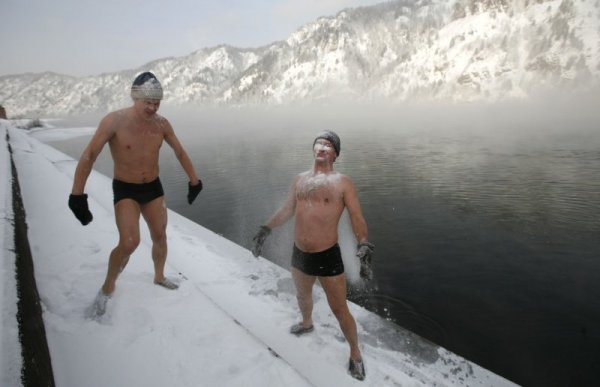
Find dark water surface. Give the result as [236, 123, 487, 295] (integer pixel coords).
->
[50, 102, 600, 386]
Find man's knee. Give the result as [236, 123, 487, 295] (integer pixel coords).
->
[145, 216, 167, 244]
[119, 235, 140, 255]
[330, 303, 349, 319]
[325, 293, 351, 319]
[151, 229, 167, 244]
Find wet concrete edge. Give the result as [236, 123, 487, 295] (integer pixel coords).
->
[8, 135, 56, 387]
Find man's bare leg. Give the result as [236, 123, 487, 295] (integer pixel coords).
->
[101, 200, 141, 295]
[141, 197, 174, 287]
[292, 268, 317, 329]
[319, 274, 361, 361]
[101, 248, 131, 295]
[86, 200, 140, 318]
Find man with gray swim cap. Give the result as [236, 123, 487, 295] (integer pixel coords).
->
[252, 130, 374, 381]
[69, 71, 204, 319]
[313, 130, 341, 157]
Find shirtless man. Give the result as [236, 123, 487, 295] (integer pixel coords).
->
[252, 130, 374, 381]
[68, 72, 203, 318]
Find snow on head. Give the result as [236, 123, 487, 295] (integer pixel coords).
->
[313, 130, 340, 156]
[131, 72, 163, 100]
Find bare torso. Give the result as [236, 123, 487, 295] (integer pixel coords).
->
[293, 171, 346, 252]
[108, 109, 168, 183]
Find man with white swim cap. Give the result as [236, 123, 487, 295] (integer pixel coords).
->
[69, 71, 203, 318]
[130, 71, 164, 100]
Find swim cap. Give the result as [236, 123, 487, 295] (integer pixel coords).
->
[313, 130, 341, 156]
[131, 71, 163, 100]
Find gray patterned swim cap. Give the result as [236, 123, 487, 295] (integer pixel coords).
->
[314, 130, 341, 156]
[131, 72, 163, 100]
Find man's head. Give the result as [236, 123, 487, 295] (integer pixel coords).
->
[313, 130, 341, 157]
[131, 72, 163, 101]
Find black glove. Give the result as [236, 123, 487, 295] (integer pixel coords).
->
[187, 180, 203, 204]
[356, 241, 375, 281]
[251, 225, 271, 257]
[68, 194, 93, 225]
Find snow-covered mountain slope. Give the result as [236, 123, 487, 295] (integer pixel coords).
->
[2, 0, 598, 117]
[0, 45, 266, 117]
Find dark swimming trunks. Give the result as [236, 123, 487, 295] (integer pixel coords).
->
[112, 177, 164, 205]
[292, 243, 344, 277]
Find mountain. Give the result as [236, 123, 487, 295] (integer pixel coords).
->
[0, 46, 267, 117]
[1, 0, 598, 117]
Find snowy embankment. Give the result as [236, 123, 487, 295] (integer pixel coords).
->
[0, 120, 517, 387]
[1, 123, 21, 386]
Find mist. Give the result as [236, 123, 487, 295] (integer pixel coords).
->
[156, 91, 599, 139]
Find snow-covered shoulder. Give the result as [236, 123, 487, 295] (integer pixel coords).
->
[0, 120, 22, 387]
[4, 122, 517, 387]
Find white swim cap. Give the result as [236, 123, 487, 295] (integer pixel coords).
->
[131, 72, 163, 100]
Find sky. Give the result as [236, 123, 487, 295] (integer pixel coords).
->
[0, 120, 516, 386]
[1, 0, 386, 77]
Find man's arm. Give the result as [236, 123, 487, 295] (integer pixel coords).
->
[251, 176, 298, 257]
[163, 120, 200, 185]
[343, 175, 375, 280]
[342, 176, 368, 243]
[71, 114, 115, 194]
[265, 176, 299, 229]
[69, 113, 115, 225]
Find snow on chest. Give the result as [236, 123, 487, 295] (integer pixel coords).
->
[296, 172, 341, 202]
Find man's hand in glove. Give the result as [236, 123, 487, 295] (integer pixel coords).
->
[356, 241, 375, 281]
[187, 180, 203, 204]
[251, 225, 271, 257]
[68, 194, 93, 225]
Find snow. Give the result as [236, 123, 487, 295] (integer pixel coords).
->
[2, 0, 599, 117]
[0, 123, 21, 387]
[1, 120, 517, 387]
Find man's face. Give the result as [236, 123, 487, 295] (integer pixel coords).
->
[135, 98, 161, 117]
[313, 139, 336, 162]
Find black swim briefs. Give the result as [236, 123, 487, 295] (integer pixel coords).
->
[292, 243, 345, 277]
[112, 177, 164, 205]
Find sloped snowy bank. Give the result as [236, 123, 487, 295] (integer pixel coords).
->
[0, 120, 516, 386]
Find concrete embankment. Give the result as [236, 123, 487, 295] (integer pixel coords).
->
[2, 121, 55, 386]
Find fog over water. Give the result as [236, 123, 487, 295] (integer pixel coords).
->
[51, 97, 600, 387]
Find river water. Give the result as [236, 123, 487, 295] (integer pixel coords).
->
[49, 101, 600, 387]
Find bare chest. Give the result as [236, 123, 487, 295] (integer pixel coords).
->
[295, 174, 343, 207]
[111, 122, 164, 155]
[295, 183, 345, 228]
